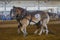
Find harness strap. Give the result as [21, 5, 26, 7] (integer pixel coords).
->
[29, 15, 32, 25]
[25, 17, 36, 24]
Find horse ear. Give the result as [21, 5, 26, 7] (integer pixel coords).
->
[13, 6, 16, 8]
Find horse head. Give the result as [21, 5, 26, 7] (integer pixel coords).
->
[10, 6, 27, 19]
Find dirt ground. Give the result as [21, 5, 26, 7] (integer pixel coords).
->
[0, 20, 60, 40]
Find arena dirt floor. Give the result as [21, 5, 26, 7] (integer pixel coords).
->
[0, 20, 60, 40]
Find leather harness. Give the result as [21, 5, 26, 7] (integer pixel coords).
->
[16, 10, 37, 26]
[15, 10, 47, 26]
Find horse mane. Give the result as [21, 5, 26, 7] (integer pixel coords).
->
[17, 7, 25, 11]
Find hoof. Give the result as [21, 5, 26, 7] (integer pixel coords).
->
[17, 29, 21, 35]
[43, 30, 45, 33]
[17, 31, 20, 34]
[24, 33, 28, 37]
[34, 32, 37, 34]
[46, 30, 49, 35]
[46, 33, 48, 35]
[38, 33, 42, 36]
[34, 30, 38, 34]
[18, 32, 20, 35]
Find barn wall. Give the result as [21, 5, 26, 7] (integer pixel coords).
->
[7, 1, 60, 7]
[0, 1, 60, 20]
[0, 1, 60, 12]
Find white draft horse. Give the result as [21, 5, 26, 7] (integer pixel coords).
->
[10, 6, 50, 37]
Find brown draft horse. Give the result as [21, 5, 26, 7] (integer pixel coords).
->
[10, 6, 50, 37]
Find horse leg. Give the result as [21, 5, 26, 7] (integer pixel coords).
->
[34, 25, 39, 34]
[39, 17, 49, 35]
[34, 29, 39, 34]
[21, 25, 27, 37]
[38, 22, 45, 35]
[38, 24, 48, 35]
[34, 21, 41, 34]
[38, 25, 44, 35]
[42, 27, 45, 33]
[44, 24, 49, 35]
[17, 23, 21, 34]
